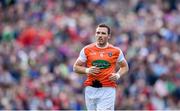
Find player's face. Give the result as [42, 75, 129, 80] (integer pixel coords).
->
[95, 27, 109, 47]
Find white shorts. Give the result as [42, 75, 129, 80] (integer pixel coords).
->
[85, 86, 116, 111]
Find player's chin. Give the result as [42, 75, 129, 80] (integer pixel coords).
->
[98, 41, 105, 46]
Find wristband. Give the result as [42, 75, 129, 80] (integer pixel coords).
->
[115, 73, 120, 79]
[85, 68, 90, 74]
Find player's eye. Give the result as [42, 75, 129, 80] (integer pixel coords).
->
[96, 32, 100, 34]
[101, 32, 106, 35]
[96, 32, 106, 35]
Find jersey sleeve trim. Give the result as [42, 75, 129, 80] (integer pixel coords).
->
[77, 47, 87, 62]
[117, 49, 125, 62]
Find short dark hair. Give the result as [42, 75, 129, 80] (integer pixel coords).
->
[97, 24, 111, 35]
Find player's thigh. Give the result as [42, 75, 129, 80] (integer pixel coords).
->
[85, 98, 96, 110]
[97, 87, 116, 110]
[85, 86, 98, 110]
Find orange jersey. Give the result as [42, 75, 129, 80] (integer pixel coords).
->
[78, 43, 125, 88]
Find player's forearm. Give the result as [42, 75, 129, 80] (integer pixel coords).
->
[117, 65, 129, 77]
[73, 65, 87, 74]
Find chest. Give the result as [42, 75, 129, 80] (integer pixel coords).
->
[86, 49, 118, 63]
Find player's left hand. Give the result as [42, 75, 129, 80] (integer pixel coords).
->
[109, 73, 120, 82]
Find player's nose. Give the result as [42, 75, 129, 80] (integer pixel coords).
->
[98, 36, 103, 39]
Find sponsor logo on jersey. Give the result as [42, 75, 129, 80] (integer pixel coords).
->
[92, 60, 111, 69]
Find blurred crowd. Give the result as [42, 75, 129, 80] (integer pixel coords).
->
[0, 0, 180, 110]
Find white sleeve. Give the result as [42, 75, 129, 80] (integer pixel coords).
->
[117, 49, 125, 62]
[77, 48, 87, 62]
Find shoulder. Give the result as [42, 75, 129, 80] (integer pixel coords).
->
[79, 43, 96, 56]
[108, 44, 122, 54]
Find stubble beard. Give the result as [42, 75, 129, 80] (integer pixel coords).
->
[97, 41, 107, 47]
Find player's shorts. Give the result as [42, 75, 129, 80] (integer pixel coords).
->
[85, 86, 116, 111]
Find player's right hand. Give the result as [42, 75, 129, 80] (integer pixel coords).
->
[86, 66, 100, 75]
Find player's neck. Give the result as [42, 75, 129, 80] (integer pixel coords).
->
[95, 42, 109, 49]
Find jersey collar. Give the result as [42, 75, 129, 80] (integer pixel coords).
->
[95, 42, 109, 49]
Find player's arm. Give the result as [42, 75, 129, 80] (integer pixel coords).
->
[116, 59, 129, 77]
[73, 59, 100, 75]
[73, 48, 100, 75]
[109, 59, 129, 81]
[73, 59, 87, 74]
[109, 50, 129, 81]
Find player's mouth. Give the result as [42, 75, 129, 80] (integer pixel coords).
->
[98, 37, 103, 41]
[98, 39, 103, 43]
